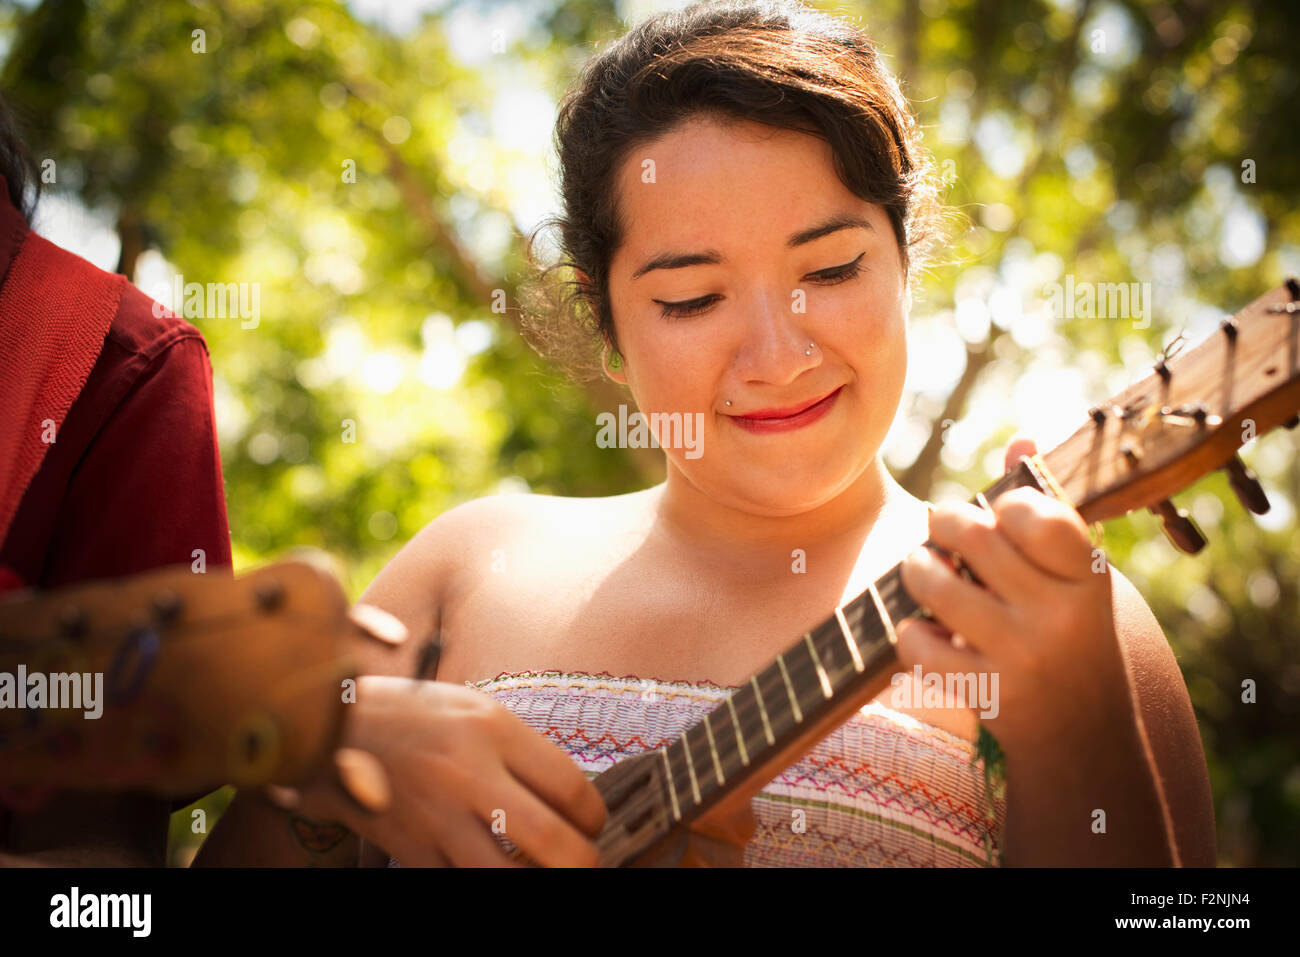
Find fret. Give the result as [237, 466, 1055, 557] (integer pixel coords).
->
[679, 720, 713, 801]
[679, 730, 703, 804]
[838, 569, 916, 678]
[725, 693, 750, 766]
[736, 660, 804, 757]
[804, 632, 833, 699]
[658, 746, 681, 821]
[762, 658, 800, 738]
[776, 652, 802, 723]
[834, 604, 865, 672]
[838, 592, 884, 661]
[838, 591, 874, 641]
[730, 681, 769, 770]
[878, 564, 922, 620]
[807, 613, 858, 693]
[749, 674, 776, 745]
[783, 629, 830, 718]
[666, 737, 696, 812]
[702, 712, 725, 786]
[867, 580, 898, 647]
[704, 696, 748, 785]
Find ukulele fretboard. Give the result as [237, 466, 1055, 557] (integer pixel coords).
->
[652, 457, 1051, 822]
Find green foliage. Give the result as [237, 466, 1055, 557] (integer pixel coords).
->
[974, 723, 1006, 866]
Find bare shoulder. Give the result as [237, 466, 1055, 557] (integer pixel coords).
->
[356, 495, 539, 647]
[407, 490, 646, 570]
[1108, 564, 1217, 865]
[354, 491, 652, 676]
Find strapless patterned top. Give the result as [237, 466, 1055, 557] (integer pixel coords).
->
[390, 669, 1007, 867]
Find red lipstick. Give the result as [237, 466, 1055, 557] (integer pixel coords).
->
[728, 386, 843, 434]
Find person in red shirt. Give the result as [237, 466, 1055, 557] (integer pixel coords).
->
[0, 100, 607, 870]
[0, 98, 232, 864]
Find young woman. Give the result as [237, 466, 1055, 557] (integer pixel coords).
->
[200, 0, 1214, 867]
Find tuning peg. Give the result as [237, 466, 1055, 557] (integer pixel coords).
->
[1149, 499, 1207, 554]
[151, 590, 184, 625]
[1224, 455, 1270, 514]
[56, 606, 88, 641]
[254, 579, 284, 613]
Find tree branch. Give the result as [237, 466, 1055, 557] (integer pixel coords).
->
[354, 116, 664, 485]
[899, 333, 1000, 499]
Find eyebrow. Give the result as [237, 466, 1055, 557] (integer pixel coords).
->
[630, 214, 874, 280]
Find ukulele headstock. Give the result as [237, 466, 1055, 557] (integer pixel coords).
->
[1040, 280, 1300, 552]
[0, 553, 400, 798]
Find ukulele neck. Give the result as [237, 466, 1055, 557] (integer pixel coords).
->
[647, 456, 1055, 827]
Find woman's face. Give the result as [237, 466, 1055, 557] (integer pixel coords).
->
[605, 113, 910, 516]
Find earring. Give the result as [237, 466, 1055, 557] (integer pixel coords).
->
[805, 341, 816, 356]
[607, 350, 623, 370]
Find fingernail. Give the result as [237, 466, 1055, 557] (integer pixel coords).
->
[335, 748, 392, 814]
[264, 784, 301, 810]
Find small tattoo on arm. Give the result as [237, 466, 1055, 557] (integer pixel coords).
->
[290, 815, 350, 853]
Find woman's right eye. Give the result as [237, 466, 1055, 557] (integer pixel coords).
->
[654, 294, 720, 320]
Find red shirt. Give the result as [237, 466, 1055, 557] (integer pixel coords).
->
[0, 198, 232, 586]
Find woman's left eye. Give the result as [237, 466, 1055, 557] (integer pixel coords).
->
[806, 252, 866, 284]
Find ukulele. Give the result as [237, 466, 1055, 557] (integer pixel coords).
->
[581, 279, 1300, 867]
[0, 551, 406, 807]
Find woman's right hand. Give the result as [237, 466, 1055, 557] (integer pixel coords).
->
[267, 675, 607, 867]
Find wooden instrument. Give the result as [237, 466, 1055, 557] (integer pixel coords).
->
[0, 552, 406, 805]
[584, 280, 1300, 867]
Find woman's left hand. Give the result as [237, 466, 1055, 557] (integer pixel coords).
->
[895, 437, 1132, 762]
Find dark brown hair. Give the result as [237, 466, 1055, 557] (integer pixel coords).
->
[519, 0, 945, 381]
[0, 93, 40, 225]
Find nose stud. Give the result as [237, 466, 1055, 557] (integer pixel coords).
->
[725, 343, 817, 407]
